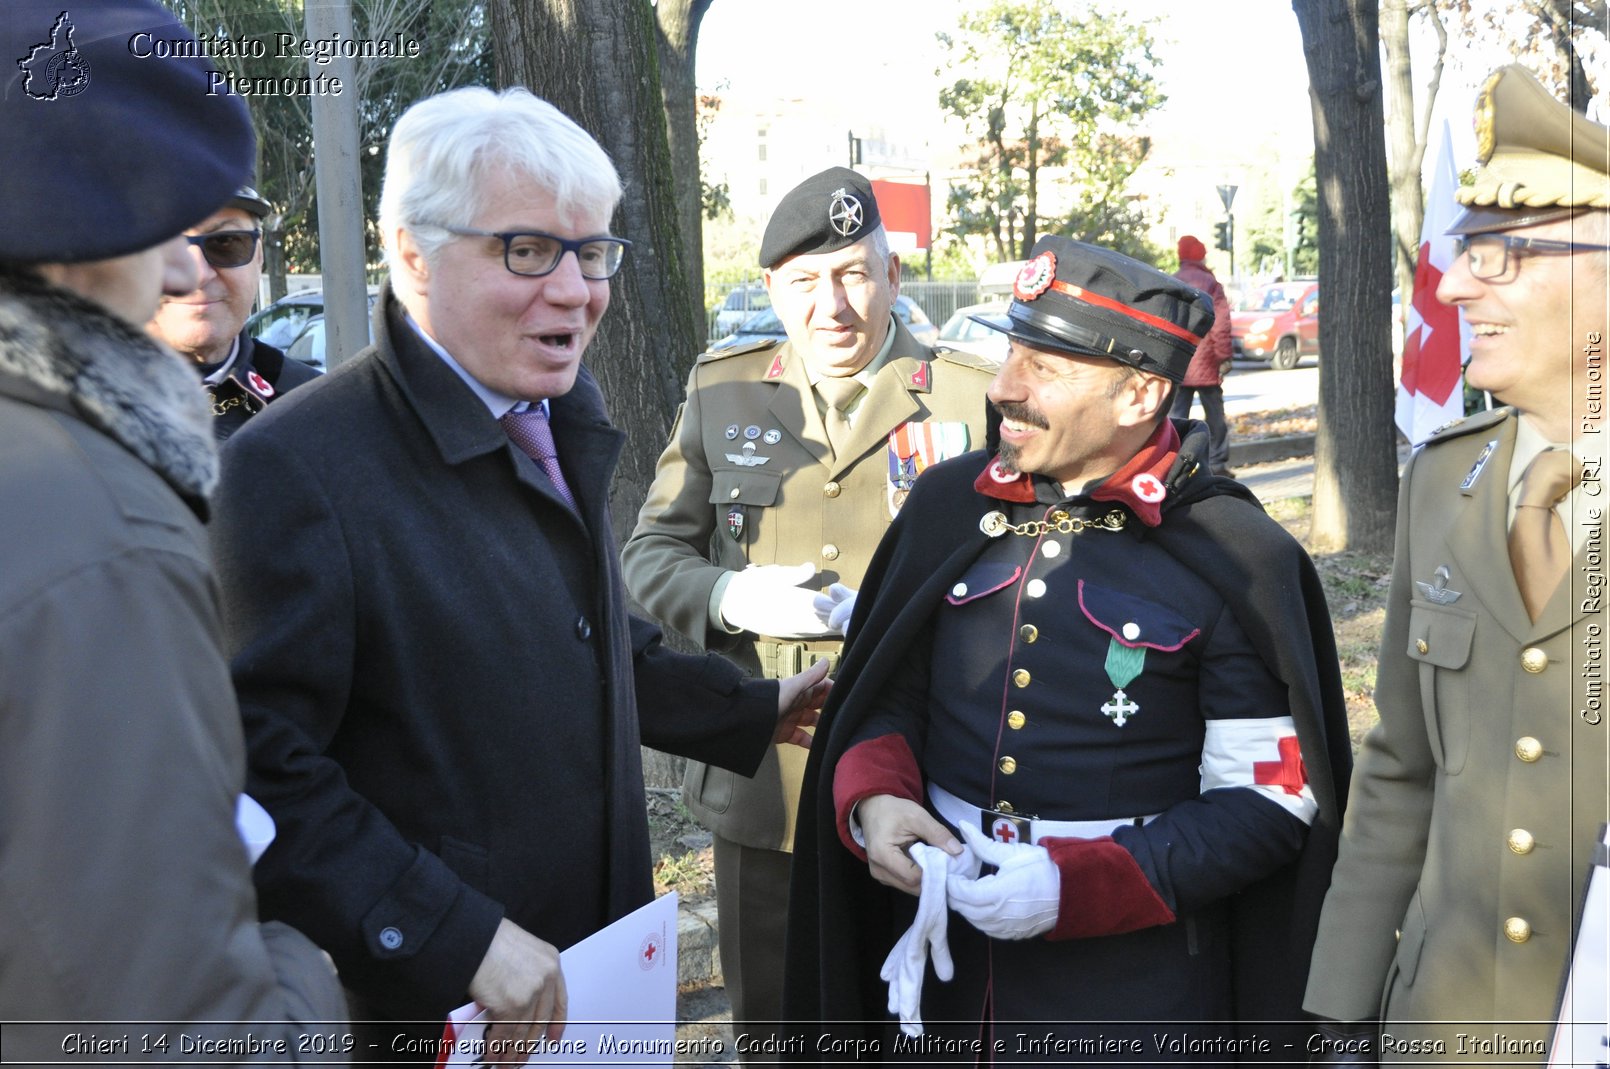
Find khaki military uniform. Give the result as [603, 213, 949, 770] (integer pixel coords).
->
[1305, 408, 1608, 1057]
[622, 317, 992, 1028]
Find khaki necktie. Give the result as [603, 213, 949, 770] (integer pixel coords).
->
[817, 376, 864, 458]
[1508, 449, 1581, 621]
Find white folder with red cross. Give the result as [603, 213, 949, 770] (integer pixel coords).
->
[437, 892, 678, 1066]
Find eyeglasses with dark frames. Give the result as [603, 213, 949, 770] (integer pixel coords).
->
[184, 229, 260, 270]
[1455, 233, 1610, 281]
[432, 225, 631, 279]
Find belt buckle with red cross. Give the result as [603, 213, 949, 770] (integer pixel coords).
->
[981, 806, 1032, 845]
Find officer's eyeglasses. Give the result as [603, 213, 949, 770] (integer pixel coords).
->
[185, 229, 261, 270]
[433, 225, 631, 279]
[1455, 233, 1610, 281]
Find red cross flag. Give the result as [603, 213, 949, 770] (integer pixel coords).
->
[1396, 121, 1471, 446]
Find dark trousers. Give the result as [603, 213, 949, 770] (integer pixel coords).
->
[714, 833, 792, 1063]
[1171, 385, 1230, 471]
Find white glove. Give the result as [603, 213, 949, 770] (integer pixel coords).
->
[719, 563, 833, 638]
[810, 583, 858, 636]
[946, 821, 1061, 941]
[880, 841, 977, 1036]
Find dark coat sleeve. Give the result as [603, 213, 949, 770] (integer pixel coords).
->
[629, 612, 778, 774]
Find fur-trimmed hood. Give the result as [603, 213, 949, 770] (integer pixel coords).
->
[0, 269, 217, 503]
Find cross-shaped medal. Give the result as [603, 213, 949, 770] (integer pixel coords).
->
[1101, 688, 1139, 727]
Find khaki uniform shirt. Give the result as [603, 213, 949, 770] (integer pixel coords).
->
[1304, 408, 1608, 1056]
[623, 318, 995, 851]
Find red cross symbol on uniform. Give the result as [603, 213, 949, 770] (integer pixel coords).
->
[991, 819, 1018, 843]
[1253, 736, 1308, 796]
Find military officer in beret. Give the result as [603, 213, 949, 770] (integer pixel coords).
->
[148, 184, 320, 440]
[782, 235, 1353, 1056]
[623, 166, 994, 1052]
[1305, 66, 1610, 1064]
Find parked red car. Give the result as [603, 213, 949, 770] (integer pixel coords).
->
[1231, 281, 1318, 370]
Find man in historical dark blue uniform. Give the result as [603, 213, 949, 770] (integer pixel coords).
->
[784, 237, 1353, 1062]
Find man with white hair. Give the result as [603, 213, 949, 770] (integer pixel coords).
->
[210, 87, 826, 1061]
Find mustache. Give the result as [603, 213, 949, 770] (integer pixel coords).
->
[993, 401, 1048, 430]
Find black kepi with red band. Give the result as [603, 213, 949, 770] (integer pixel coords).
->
[971, 235, 1215, 383]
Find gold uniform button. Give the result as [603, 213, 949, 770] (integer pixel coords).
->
[1508, 829, 1535, 855]
[1019, 624, 1038, 644]
[1521, 647, 1548, 673]
[824, 481, 842, 498]
[822, 544, 840, 561]
[1012, 669, 1031, 688]
[1515, 737, 1544, 763]
[998, 756, 1017, 775]
[1503, 917, 1531, 943]
[1007, 710, 1026, 730]
[1416, 639, 1429, 655]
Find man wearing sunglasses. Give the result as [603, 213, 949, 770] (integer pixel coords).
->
[1305, 66, 1608, 1064]
[208, 86, 828, 1063]
[148, 185, 319, 440]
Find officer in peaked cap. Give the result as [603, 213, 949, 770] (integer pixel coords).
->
[623, 166, 995, 1057]
[0, 0, 345, 1055]
[782, 232, 1353, 1049]
[1306, 65, 1609, 1063]
[148, 182, 321, 440]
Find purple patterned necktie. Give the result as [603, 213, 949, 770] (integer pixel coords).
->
[500, 406, 578, 512]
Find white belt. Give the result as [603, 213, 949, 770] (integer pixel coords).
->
[928, 783, 1156, 845]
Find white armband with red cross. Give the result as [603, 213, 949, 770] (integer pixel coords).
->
[1199, 716, 1317, 824]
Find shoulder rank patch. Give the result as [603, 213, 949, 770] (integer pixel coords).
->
[764, 351, 786, 380]
[1425, 405, 1510, 445]
[909, 361, 930, 391]
[932, 346, 1001, 375]
[696, 337, 781, 364]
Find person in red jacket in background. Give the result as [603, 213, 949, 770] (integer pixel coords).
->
[1170, 235, 1235, 476]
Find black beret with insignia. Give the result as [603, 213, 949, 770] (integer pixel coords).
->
[759, 166, 882, 269]
[1, 0, 255, 264]
[972, 236, 1214, 383]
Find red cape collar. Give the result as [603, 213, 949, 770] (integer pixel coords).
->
[972, 421, 1181, 527]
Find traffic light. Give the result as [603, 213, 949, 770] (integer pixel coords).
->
[1214, 220, 1232, 252]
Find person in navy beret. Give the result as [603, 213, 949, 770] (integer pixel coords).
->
[0, 0, 345, 1055]
[783, 236, 1353, 1060]
[148, 185, 320, 440]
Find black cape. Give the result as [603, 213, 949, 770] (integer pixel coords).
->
[781, 421, 1353, 1059]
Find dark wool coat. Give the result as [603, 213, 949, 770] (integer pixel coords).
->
[212, 289, 778, 1029]
[782, 424, 1353, 1061]
[203, 328, 320, 441]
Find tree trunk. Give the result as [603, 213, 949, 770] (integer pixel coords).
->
[1292, 0, 1399, 553]
[488, 0, 699, 544]
[655, 0, 712, 333]
[488, 0, 700, 791]
[1381, 0, 1444, 344]
[1381, 0, 1420, 333]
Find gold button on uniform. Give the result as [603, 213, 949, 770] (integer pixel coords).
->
[824, 481, 842, 498]
[822, 544, 840, 561]
[1007, 711, 1026, 730]
[999, 756, 1017, 775]
[1019, 624, 1038, 644]
[1521, 647, 1548, 673]
[1416, 639, 1429, 655]
[1515, 737, 1544, 763]
[1503, 917, 1531, 943]
[1012, 669, 1031, 688]
[1508, 829, 1535, 855]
